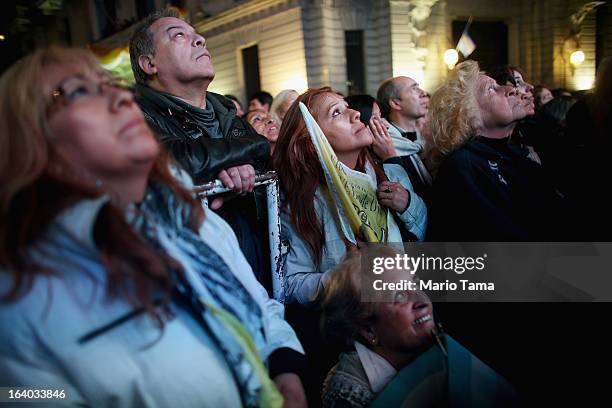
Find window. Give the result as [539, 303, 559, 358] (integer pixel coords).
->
[345, 30, 365, 95]
[242, 45, 261, 102]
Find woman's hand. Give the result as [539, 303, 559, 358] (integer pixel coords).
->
[273, 373, 308, 408]
[369, 117, 396, 160]
[377, 181, 409, 213]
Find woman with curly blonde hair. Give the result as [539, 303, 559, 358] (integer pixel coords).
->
[426, 60, 567, 241]
[426, 60, 482, 169]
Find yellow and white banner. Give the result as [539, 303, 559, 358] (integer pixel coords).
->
[299, 102, 388, 244]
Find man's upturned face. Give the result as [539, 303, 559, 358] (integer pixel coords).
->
[392, 76, 428, 120]
[148, 17, 214, 84]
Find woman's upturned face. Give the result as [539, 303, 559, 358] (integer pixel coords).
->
[512, 70, 535, 116]
[315, 93, 373, 155]
[476, 74, 519, 129]
[371, 270, 435, 352]
[247, 109, 279, 143]
[45, 64, 159, 181]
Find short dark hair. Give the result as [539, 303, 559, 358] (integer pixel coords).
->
[376, 77, 402, 118]
[129, 9, 180, 85]
[249, 91, 273, 107]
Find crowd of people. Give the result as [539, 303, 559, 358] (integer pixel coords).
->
[1, 8, 611, 408]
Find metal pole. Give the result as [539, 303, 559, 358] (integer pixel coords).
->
[194, 171, 285, 302]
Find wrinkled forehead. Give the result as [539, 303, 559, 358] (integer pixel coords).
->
[476, 73, 495, 91]
[396, 76, 417, 90]
[150, 17, 194, 39]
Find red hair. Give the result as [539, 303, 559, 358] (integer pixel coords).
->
[0, 47, 203, 327]
[272, 87, 386, 266]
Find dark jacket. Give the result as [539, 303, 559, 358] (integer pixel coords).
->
[564, 96, 612, 240]
[135, 83, 270, 183]
[427, 136, 566, 241]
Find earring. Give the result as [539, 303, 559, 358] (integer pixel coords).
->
[371, 337, 377, 346]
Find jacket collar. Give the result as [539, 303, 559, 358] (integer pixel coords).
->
[52, 195, 111, 253]
[354, 341, 397, 393]
[464, 136, 526, 162]
[135, 83, 236, 137]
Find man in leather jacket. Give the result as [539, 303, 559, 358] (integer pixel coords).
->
[129, 10, 272, 288]
[129, 9, 269, 188]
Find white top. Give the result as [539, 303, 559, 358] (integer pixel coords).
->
[354, 341, 398, 393]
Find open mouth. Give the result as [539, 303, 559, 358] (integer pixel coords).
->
[413, 314, 432, 325]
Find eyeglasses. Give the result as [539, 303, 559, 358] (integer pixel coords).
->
[391, 287, 428, 304]
[48, 77, 133, 112]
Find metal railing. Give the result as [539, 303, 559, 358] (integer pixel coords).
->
[193, 171, 286, 302]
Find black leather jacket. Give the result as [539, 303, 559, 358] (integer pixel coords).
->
[135, 83, 270, 183]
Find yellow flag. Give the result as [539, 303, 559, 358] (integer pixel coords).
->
[299, 102, 388, 244]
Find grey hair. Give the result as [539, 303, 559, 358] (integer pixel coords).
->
[376, 77, 403, 118]
[129, 9, 181, 85]
[270, 89, 298, 123]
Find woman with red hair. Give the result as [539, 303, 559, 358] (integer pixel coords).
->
[273, 87, 427, 305]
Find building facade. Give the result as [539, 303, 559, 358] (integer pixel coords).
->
[24, 0, 611, 101]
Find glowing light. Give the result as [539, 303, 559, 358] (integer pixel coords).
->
[575, 75, 594, 91]
[280, 75, 308, 93]
[570, 50, 585, 66]
[443, 49, 459, 69]
[0, 34, 5, 41]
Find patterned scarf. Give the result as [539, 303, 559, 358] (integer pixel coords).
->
[128, 182, 282, 407]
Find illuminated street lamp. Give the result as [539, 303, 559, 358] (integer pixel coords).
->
[443, 49, 459, 70]
[570, 50, 585, 66]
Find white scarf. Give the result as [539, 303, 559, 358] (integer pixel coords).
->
[387, 123, 433, 187]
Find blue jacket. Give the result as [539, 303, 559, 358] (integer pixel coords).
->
[0, 182, 303, 407]
[281, 163, 427, 305]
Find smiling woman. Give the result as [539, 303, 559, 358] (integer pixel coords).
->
[319, 254, 517, 408]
